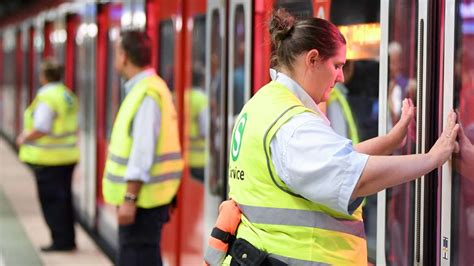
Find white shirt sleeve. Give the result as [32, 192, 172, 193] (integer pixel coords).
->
[270, 112, 368, 215]
[124, 96, 162, 183]
[33, 102, 55, 133]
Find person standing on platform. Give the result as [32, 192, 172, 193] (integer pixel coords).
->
[102, 30, 183, 266]
[213, 9, 460, 265]
[17, 58, 78, 252]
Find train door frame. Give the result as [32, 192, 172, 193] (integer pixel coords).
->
[146, 0, 186, 264]
[441, 0, 454, 263]
[204, 0, 228, 248]
[416, 1, 448, 264]
[31, 15, 45, 97]
[95, 2, 123, 254]
[27, 25, 35, 103]
[413, 0, 429, 264]
[71, 2, 98, 229]
[0, 34, 3, 128]
[65, 12, 80, 91]
[179, 0, 208, 263]
[19, 22, 31, 137]
[227, 0, 252, 139]
[376, 0, 390, 264]
[14, 28, 23, 139]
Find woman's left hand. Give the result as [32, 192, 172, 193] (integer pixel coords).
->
[390, 98, 416, 147]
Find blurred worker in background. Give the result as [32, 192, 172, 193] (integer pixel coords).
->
[17, 58, 79, 252]
[102, 30, 183, 266]
[327, 60, 359, 143]
[187, 64, 207, 183]
[209, 9, 459, 265]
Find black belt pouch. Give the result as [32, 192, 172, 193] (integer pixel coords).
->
[229, 238, 268, 265]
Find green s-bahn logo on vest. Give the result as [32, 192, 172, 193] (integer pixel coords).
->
[231, 113, 247, 161]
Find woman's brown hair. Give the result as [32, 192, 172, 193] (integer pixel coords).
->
[269, 8, 346, 71]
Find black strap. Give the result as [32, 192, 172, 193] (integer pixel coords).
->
[211, 227, 235, 244]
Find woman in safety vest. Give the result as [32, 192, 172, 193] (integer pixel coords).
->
[210, 9, 460, 265]
[17, 58, 79, 252]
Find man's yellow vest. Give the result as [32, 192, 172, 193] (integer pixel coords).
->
[186, 88, 207, 168]
[19, 84, 79, 166]
[328, 85, 360, 144]
[102, 75, 183, 209]
[227, 82, 367, 265]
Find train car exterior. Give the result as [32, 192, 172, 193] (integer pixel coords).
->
[1, 0, 473, 265]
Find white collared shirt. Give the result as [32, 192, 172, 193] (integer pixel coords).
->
[123, 68, 162, 183]
[33, 82, 63, 133]
[269, 69, 368, 215]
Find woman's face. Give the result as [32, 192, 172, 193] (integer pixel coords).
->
[306, 45, 346, 103]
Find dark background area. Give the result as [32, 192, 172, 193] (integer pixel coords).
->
[0, 0, 65, 27]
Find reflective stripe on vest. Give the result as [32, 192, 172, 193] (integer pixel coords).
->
[228, 81, 367, 265]
[19, 83, 79, 166]
[102, 74, 183, 209]
[108, 152, 182, 165]
[328, 85, 360, 144]
[239, 204, 365, 239]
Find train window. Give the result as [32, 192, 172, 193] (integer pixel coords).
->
[187, 15, 207, 183]
[231, 5, 245, 117]
[327, 0, 381, 263]
[383, 0, 418, 265]
[105, 27, 122, 140]
[158, 20, 175, 91]
[208, 9, 225, 195]
[273, 0, 313, 19]
[451, 0, 474, 264]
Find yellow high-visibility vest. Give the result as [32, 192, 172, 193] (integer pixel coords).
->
[102, 75, 183, 208]
[328, 84, 360, 144]
[186, 88, 207, 168]
[226, 81, 367, 265]
[19, 83, 79, 166]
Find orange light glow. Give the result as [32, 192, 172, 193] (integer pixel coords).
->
[338, 23, 381, 60]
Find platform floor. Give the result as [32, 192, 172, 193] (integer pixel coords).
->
[0, 138, 112, 266]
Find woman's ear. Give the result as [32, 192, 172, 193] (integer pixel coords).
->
[306, 49, 320, 68]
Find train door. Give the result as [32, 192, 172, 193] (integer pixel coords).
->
[43, 20, 54, 59]
[18, 23, 33, 140]
[146, 0, 197, 263]
[374, 0, 419, 265]
[0, 35, 3, 128]
[180, 0, 208, 264]
[27, 26, 34, 104]
[14, 29, 23, 139]
[1, 28, 15, 140]
[441, 0, 474, 265]
[31, 17, 44, 96]
[65, 13, 80, 90]
[204, 0, 227, 247]
[50, 16, 67, 66]
[96, 2, 122, 251]
[72, 2, 98, 228]
[227, 0, 252, 143]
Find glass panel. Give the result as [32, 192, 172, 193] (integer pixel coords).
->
[208, 10, 225, 195]
[105, 27, 122, 140]
[158, 20, 175, 91]
[329, 0, 381, 263]
[232, 5, 246, 117]
[451, 0, 474, 265]
[188, 15, 207, 182]
[384, 0, 418, 265]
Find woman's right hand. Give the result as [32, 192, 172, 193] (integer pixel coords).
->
[428, 111, 460, 167]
